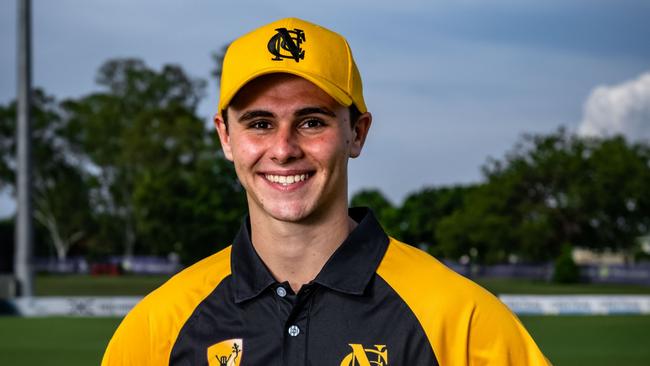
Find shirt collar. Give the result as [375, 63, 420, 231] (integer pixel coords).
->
[231, 207, 389, 303]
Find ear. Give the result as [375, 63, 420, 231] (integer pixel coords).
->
[349, 112, 372, 158]
[214, 113, 234, 161]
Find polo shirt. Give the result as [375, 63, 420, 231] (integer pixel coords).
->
[102, 208, 550, 365]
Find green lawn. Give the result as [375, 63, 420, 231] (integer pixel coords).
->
[35, 274, 171, 296]
[0, 315, 648, 365]
[522, 315, 650, 366]
[0, 317, 121, 366]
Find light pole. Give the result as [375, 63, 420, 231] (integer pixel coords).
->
[15, 0, 34, 297]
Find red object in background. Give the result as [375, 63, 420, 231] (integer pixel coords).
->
[90, 263, 120, 276]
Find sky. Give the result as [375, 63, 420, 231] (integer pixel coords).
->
[1, 0, 649, 217]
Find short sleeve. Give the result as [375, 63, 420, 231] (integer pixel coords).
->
[101, 300, 154, 366]
[466, 291, 552, 365]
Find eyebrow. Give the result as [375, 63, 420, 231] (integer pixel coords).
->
[295, 107, 336, 118]
[237, 110, 275, 122]
[237, 107, 337, 123]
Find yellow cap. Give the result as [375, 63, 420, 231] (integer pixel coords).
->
[218, 17, 367, 114]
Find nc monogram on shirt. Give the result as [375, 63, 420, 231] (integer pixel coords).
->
[102, 208, 550, 365]
[207, 339, 388, 366]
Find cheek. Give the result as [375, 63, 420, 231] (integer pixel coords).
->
[306, 134, 350, 166]
[230, 136, 266, 166]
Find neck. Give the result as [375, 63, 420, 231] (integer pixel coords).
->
[249, 205, 356, 293]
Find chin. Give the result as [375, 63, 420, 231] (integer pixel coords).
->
[266, 203, 313, 223]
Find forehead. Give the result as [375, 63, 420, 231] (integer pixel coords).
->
[228, 73, 344, 114]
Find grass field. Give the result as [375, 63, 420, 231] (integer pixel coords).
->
[0, 275, 646, 365]
[1, 315, 649, 365]
[0, 317, 119, 365]
[524, 316, 650, 366]
[34, 274, 650, 296]
[35, 274, 171, 296]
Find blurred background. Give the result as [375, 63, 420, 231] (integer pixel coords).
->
[1, 1, 649, 365]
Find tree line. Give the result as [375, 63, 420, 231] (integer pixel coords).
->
[1, 58, 649, 266]
[353, 129, 650, 264]
[1, 58, 246, 265]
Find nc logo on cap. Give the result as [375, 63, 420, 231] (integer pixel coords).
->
[267, 28, 306, 62]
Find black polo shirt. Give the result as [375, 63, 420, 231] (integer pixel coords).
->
[102, 208, 550, 366]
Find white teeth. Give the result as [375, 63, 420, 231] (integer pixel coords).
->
[265, 173, 309, 185]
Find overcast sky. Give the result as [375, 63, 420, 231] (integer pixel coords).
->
[1, 0, 649, 217]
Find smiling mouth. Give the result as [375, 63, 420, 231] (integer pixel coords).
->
[264, 173, 312, 186]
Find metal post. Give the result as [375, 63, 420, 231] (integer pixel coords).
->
[15, 0, 33, 297]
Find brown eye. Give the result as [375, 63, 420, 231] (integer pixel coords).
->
[301, 119, 325, 129]
[251, 120, 271, 129]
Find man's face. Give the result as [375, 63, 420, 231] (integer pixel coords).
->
[214, 74, 371, 224]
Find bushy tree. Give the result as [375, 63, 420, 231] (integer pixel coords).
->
[350, 189, 399, 235]
[398, 186, 471, 249]
[0, 90, 94, 260]
[62, 59, 245, 263]
[437, 129, 650, 263]
[552, 244, 580, 283]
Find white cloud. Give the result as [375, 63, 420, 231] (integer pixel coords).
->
[578, 72, 650, 141]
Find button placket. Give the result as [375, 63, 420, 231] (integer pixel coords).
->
[281, 284, 317, 365]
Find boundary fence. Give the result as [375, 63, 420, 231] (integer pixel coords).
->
[446, 262, 650, 286]
[3, 295, 650, 317]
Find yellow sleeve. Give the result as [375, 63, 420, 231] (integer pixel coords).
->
[377, 238, 551, 366]
[463, 286, 551, 365]
[101, 296, 158, 365]
[101, 247, 232, 366]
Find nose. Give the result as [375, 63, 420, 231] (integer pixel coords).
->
[270, 125, 303, 164]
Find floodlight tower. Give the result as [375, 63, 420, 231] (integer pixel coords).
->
[15, 0, 34, 297]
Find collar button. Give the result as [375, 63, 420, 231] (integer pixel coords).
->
[288, 325, 300, 337]
[276, 286, 287, 297]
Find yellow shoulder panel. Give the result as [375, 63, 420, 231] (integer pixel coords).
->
[101, 246, 233, 366]
[377, 238, 550, 366]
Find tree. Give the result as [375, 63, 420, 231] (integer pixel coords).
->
[581, 136, 650, 251]
[552, 244, 580, 283]
[350, 189, 399, 235]
[0, 90, 94, 260]
[62, 59, 245, 263]
[436, 183, 517, 263]
[437, 128, 650, 263]
[398, 186, 471, 252]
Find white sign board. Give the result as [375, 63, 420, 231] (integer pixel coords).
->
[8, 295, 650, 317]
[10, 296, 142, 317]
[499, 295, 650, 315]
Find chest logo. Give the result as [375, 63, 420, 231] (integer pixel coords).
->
[268, 28, 306, 62]
[207, 339, 242, 366]
[340, 344, 388, 366]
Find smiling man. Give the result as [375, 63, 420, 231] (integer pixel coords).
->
[102, 18, 550, 366]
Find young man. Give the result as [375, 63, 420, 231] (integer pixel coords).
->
[102, 18, 550, 365]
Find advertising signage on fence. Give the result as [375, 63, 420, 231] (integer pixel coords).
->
[6, 295, 650, 317]
[499, 295, 650, 315]
[8, 296, 142, 317]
